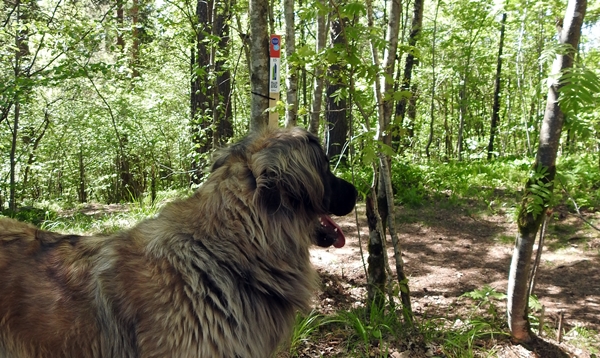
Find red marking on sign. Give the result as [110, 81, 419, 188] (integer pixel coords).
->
[270, 35, 281, 58]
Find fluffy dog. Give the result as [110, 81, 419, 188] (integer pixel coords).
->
[0, 127, 357, 358]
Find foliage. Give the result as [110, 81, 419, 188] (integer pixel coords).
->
[332, 298, 409, 356]
[288, 310, 332, 356]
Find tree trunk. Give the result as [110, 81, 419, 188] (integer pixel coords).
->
[213, 0, 233, 145]
[379, 0, 401, 149]
[9, 0, 27, 211]
[78, 146, 87, 203]
[249, 0, 270, 131]
[130, 0, 140, 78]
[308, 3, 327, 135]
[9, 102, 19, 211]
[324, 15, 348, 161]
[190, 0, 213, 183]
[395, 0, 423, 150]
[23, 110, 50, 188]
[487, 13, 507, 160]
[425, 0, 440, 159]
[116, 0, 125, 49]
[507, 0, 586, 343]
[366, 188, 386, 309]
[283, 0, 298, 128]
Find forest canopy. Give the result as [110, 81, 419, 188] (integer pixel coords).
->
[1, 0, 598, 207]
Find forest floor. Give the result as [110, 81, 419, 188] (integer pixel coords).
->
[298, 198, 600, 357]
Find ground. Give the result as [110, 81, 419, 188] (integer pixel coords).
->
[301, 199, 600, 357]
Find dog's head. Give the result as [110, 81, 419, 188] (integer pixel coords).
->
[211, 127, 357, 248]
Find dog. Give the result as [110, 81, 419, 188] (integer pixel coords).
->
[0, 127, 357, 358]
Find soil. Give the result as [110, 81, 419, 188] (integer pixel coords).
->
[302, 199, 600, 357]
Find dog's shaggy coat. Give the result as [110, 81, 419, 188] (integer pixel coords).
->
[0, 127, 357, 358]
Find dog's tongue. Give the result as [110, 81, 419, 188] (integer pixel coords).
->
[320, 215, 346, 248]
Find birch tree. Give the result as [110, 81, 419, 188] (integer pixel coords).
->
[283, 0, 298, 127]
[507, 0, 587, 343]
[248, 0, 270, 131]
[365, 0, 412, 320]
[308, 2, 327, 135]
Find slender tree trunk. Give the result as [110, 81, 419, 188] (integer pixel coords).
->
[379, 0, 401, 148]
[425, 0, 440, 159]
[395, 0, 423, 150]
[366, 187, 387, 309]
[283, 0, 298, 128]
[190, 0, 213, 183]
[130, 0, 140, 78]
[456, 78, 467, 161]
[324, 15, 348, 161]
[23, 110, 50, 188]
[78, 146, 87, 203]
[364, 0, 387, 309]
[213, 0, 233, 145]
[116, 0, 125, 49]
[487, 13, 507, 160]
[375, 0, 401, 256]
[9, 0, 27, 211]
[309, 3, 327, 135]
[9, 101, 19, 211]
[249, 0, 270, 131]
[507, 0, 586, 343]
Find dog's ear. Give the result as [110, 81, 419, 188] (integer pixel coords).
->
[250, 134, 326, 215]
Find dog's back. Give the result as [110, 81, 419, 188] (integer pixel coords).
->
[0, 218, 141, 358]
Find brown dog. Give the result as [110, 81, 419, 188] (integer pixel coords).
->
[0, 127, 357, 358]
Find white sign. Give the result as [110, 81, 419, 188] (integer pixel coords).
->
[269, 58, 280, 93]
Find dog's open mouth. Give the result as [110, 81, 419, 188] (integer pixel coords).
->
[318, 215, 346, 248]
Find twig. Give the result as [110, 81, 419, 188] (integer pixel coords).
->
[528, 209, 550, 298]
[538, 305, 545, 336]
[558, 178, 600, 232]
[557, 310, 564, 343]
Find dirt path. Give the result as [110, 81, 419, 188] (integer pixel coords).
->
[309, 201, 600, 354]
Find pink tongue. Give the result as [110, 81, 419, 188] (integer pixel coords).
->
[320, 215, 346, 248]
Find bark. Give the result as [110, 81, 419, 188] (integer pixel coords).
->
[379, 0, 401, 148]
[487, 13, 507, 160]
[379, 153, 413, 323]
[283, 0, 298, 128]
[324, 15, 348, 160]
[213, 0, 233, 145]
[395, 0, 424, 150]
[308, 4, 327, 135]
[366, 189, 386, 309]
[9, 102, 19, 211]
[23, 110, 50, 188]
[130, 0, 140, 77]
[507, 0, 586, 343]
[78, 146, 87, 203]
[116, 0, 125, 49]
[9, 0, 27, 211]
[190, 0, 212, 184]
[425, 0, 440, 159]
[365, 0, 412, 318]
[249, 0, 270, 131]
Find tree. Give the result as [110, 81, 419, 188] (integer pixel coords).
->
[308, 1, 327, 135]
[190, 0, 233, 183]
[507, 0, 587, 343]
[395, 0, 424, 150]
[283, 0, 298, 128]
[487, 13, 507, 160]
[324, 11, 348, 161]
[248, 0, 270, 131]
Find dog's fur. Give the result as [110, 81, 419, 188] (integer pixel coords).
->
[0, 127, 357, 358]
